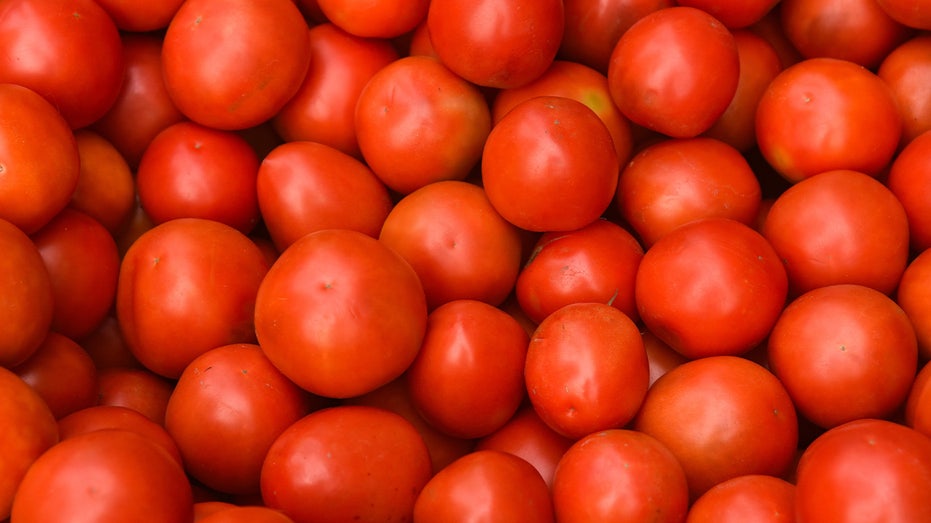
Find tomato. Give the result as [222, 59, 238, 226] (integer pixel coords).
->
[635, 218, 787, 359]
[427, 0, 564, 89]
[117, 218, 270, 379]
[676, 0, 779, 28]
[69, 130, 136, 236]
[93, 0, 185, 32]
[633, 356, 798, 499]
[10, 429, 193, 522]
[749, 4, 805, 69]
[96, 367, 174, 425]
[887, 130, 931, 253]
[316, 0, 428, 38]
[413, 449, 555, 522]
[755, 57, 902, 182]
[57, 405, 182, 467]
[897, 249, 931, 361]
[761, 169, 910, 296]
[767, 284, 918, 429]
[876, 0, 931, 30]
[905, 361, 931, 438]
[379, 180, 523, 309]
[0, 0, 123, 129]
[879, 35, 931, 147]
[194, 502, 239, 522]
[0, 83, 80, 235]
[685, 474, 796, 523]
[272, 23, 398, 158]
[136, 121, 261, 235]
[261, 405, 432, 523]
[0, 366, 58, 520]
[608, 6, 740, 138]
[525, 302, 648, 439]
[79, 315, 142, 371]
[197, 506, 296, 523]
[642, 329, 688, 387]
[12, 332, 97, 420]
[794, 418, 931, 522]
[253, 229, 427, 399]
[165, 343, 316, 496]
[161, 0, 311, 130]
[551, 429, 689, 522]
[354, 55, 492, 194]
[482, 96, 619, 232]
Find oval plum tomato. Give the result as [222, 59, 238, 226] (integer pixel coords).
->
[559, 0, 674, 74]
[92, 33, 186, 171]
[254, 229, 427, 399]
[406, 299, 529, 439]
[0, 0, 123, 129]
[161, 0, 311, 130]
[525, 302, 649, 439]
[426, 0, 564, 89]
[676, 0, 779, 28]
[887, 130, 931, 253]
[257, 141, 393, 251]
[515, 218, 643, 325]
[316, 0, 428, 38]
[897, 249, 931, 361]
[0, 83, 80, 234]
[615, 137, 762, 247]
[877, 0, 931, 30]
[755, 57, 902, 182]
[795, 418, 931, 523]
[261, 405, 432, 523]
[354, 55, 492, 195]
[136, 121, 261, 235]
[272, 23, 398, 158]
[13, 332, 97, 420]
[767, 284, 918, 429]
[198, 506, 296, 523]
[633, 356, 799, 499]
[93, 0, 185, 32]
[780, 0, 912, 69]
[10, 429, 194, 523]
[165, 343, 315, 496]
[413, 449, 555, 523]
[879, 35, 931, 147]
[686, 474, 796, 523]
[32, 208, 120, 341]
[0, 218, 53, 367]
[552, 429, 689, 523]
[635, 218, 788, 359]
[57, 405, 182, 467]
[608, 6, 740, 138]
[69, 130, 135, 236]
[482, 95, 619, 232]
[0, 366, 58, 520]
[117, 218, 270, 379]
[761, 169, 910, 296]
[905, 362, 931, 437]
[96, 367, 174, 425]
[379, 180, 523, 309]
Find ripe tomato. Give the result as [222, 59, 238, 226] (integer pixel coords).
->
[552, 429, 689, 522]
[886, 130, 931, 253]
[608, 6, 740, 138]
[426, 0, 564, 88]
[261, 405, 433, 523]
[79, 315, 142, 371]
[905, 361, 931, 438]
[686, 474, 796, 523]
[12, 332, 97, 420]
[767, 284, 918, 429]
[69, 130, 136, 236]
[633, 356, 799, 499]
[897, 248, 931, 360]
[482, 96, 619, 232]
[316, 0, 428, 38]
[876, 0, 931, 29]
[794, 418, 931, 522]
[96, 367, 174, 425]
[198, 506, 296, 523]
[413, 449, 555, 522]
[93, 0, 185, 32]
[676, 0, 780, 28]
[755, 57, 902, 182]
[161, 0, 311, 130]
[253, 229, 427, 399]
[57, 405, 182, 467]
[879, 35, 931, 146]
[642, 329, 688, 387]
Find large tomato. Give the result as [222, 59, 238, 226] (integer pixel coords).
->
[879, 35, 931, 147]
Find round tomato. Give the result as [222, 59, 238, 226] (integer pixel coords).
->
[95, 367, 174, 425]
[198, 506, 296, 523]
[905, 361, 931, 438]
[897, 248, 931, 360]
[57, 405, 182, 467]
[12, 332, 97, 420]
[876, 0, 931, 29]
[642, 329, 689, 387]
[69, 130, 136, 236]
[686, 474, 796, 523]
[93, 0, 185, 32]
[315, 0, 428, 38]
[676, 0, 779, 28]
[879, 35, 931, 147]
[887, 130, 931, 253]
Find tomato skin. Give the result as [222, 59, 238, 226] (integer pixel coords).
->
[879, 35, 931, 147]
[316, 0, 429, 38]
[261, 405, 433, 523]
[685, 474, 795, 523]
[93, 0, 185, 32]
[676, 0, 779, 28]
[96, 367, 174, 425]
[69, 130, 136, 236]
[13, 332, 97, 420]
[57, 405, 183, 467]
[876, 0, 931, 30]
[905, 362, 931, 438]
[198, 506, 296, 523]
[897, 249, 931, 361]
[886, 130, 931, 253]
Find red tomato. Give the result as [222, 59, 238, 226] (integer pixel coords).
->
[608, 6, 740, 138]
[69, 130, 136, 236]
[354, 55, 492, 194]
[426, 0, 564, 89]
[0, 83, 80, 234]
[905, 362, 931, 438]
[136, 122, 261, 234]
[897, 248, 931, 361]
[253, 229, 427, 399]
[552, 429, 689, 522]
[642, 329, 688, 387]
[755, 57, 902, 182]
[406, 299, 529, 439]
[876, 0, 931, 30]
[79, 315, 142, 371]
[161, 0, 311, 130]
[794, 418, 931, 522]
[634, 356, 798, 499]
[525, 302, 649, 439]
[379, 180, 523, 309]
[767, 284, 918, 429]
[686, 474, 796, 523]
[10, 429, 193, 522]
[96, 367, 174, 425]
[887, 130, 931, 253]
[93, 0, 185, 32]
[0, 366, 58, 520]
[0, 0, 123, 129]
[749, 5, 805, 68]
[316, 0, 428, 38]
[57, 405, 182, 467]
[261, 405, 433, 523]
[198, 506, 295, 523]
[272, 23, 398, 158]
[635, 218, 788, 359]
[482, 96, 620, 232]
[761, 169, 910, 296]
[676, 0, 779, 28]
[13, 332, 97, 420]
[879, 35, 931, 147]
[515, 218, 643, 325]
[413, 449, 555, 522]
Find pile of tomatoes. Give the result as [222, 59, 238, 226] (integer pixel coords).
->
[3, 0, 931, 521]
